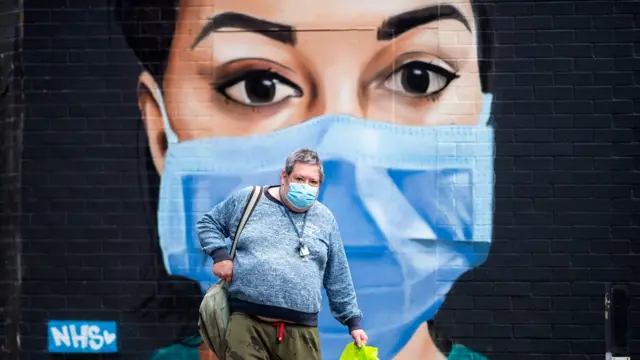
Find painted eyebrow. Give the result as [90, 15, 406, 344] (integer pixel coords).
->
[191, 12, 296, 49]
[377, 4, 471, 41]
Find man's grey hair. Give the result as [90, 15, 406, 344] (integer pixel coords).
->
[284, 148, 324, 183]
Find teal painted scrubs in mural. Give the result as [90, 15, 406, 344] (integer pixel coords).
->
[150, 337, 200, 360]
[150, 337, 488, 360]
[448, 344, 489, 360]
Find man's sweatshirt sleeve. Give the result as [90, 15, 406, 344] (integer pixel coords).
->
[196, 187, 250, 263]
[323, 217, 363, 333]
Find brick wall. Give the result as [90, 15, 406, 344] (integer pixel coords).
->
[0, 0, 22, 358]
[18, 0, 640, 359]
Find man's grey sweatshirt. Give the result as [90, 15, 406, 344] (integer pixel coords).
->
[196, 186, 362, 332]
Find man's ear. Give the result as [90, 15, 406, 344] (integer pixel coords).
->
[138, 72, 168, 175]
[280, 170, 287, 185]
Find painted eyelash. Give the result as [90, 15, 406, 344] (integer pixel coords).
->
[212, 67, 270, 90]
[403, 61, 460, 84]
[212, 68, 301, 94]
[422, 62, 459, 81]
[388, 60, 459, 101]
[212, 68, 303, 109]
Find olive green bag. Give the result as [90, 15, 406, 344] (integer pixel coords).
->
[198, 186, 263, 359]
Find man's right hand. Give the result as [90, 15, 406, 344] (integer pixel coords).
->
[212, 260, 233, 283]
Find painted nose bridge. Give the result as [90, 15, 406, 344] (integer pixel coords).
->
[304, 28, 377, 118]
[317, 74, 364, 117]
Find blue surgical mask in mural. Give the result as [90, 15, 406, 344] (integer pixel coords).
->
[155, 89, 494, 360]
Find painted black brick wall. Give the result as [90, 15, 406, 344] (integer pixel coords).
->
[433, 2, 640, 359]
[18, 0, 640, 359]
[1, 0, 22, 358]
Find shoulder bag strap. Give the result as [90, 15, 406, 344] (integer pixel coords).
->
[229, 186, 263, 260]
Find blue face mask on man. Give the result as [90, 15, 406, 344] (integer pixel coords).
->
[155, 90, 494, 360]
[285, 182, 318, 209]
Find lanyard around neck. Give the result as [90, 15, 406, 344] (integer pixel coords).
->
[283, 208, 308, 241]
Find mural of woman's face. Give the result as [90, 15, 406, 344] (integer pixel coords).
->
[140, 1, 492, 359]
[139, 0, 483, 160]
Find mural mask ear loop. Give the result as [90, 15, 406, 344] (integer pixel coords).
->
[479, 93, 494, 127]
[156, 88, 179, 145]
[154, 88, 182, 274]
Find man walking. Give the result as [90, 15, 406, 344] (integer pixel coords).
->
[197, 148, 367, 360]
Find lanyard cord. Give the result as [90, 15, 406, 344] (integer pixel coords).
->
[278, 186, 309, 243]
[283, 208, 308, 243]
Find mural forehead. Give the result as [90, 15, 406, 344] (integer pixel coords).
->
[178, 0, 477, 30]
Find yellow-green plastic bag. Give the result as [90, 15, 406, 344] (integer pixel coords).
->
[339, 343, 379, 360]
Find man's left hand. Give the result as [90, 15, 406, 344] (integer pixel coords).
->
[350, 329, 368, 348]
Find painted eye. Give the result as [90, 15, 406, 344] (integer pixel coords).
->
[216, 70, 302, 106]
[384, 61, 459, 97]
